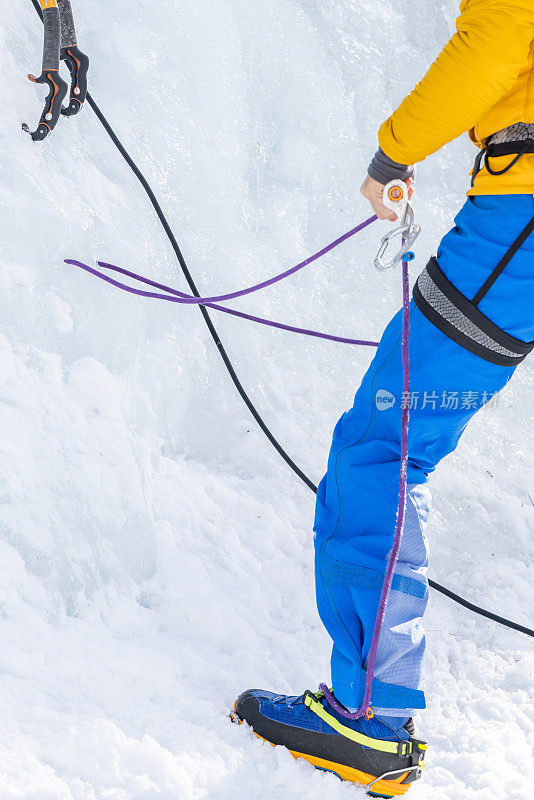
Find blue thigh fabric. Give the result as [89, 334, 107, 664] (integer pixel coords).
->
[313, 194, 534, 714]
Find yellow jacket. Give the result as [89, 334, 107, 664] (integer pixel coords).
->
[378, 0, 534, 195]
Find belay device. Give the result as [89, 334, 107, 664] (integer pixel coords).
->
[374, 180, 420, 270]
[23, 0, 89, 141]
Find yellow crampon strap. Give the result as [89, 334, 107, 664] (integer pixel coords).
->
[303, 692, 412, 757]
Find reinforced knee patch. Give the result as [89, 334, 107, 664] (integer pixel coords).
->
[413, 257, 534, 366]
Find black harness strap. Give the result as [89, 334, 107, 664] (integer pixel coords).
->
[471, 139, 534, 187]
[472, 214, 534, 306]
[469, 136, 534, 305]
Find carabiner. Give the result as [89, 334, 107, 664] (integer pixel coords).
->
[374, 180, 420, 271]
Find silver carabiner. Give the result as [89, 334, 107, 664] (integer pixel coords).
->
[374, 180, 421, 271]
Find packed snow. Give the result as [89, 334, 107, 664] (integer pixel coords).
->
[1, 1, 533, 798]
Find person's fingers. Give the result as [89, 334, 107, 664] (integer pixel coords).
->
[374, 202, 398, 221]
[369, 195, 398, 221]
[360, 178, 397, 221]
[361, 175, 421, 220]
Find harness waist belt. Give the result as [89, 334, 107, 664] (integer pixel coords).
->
[471, 137, 534, 186]
[485, 140, 534, 157]
[413, 258, 534, 366]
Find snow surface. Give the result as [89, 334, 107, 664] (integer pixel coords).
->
[1, 1, 533, 798]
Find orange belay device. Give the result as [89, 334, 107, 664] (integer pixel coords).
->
[23, 0, 89, 141]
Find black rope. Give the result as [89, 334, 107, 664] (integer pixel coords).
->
[28, 1, 534, 639]
[427, 579, 534, 637]
[30, 0, 43, 21]
[85, 95, 316, 494]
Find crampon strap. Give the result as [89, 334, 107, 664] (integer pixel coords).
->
[303, 690, 427, 762]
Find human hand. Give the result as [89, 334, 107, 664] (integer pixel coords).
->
[360, 175, 414, 221]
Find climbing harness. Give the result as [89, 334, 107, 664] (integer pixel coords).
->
[414, 253, 534, 367]
[416, 131, 534, 367]
[27, 0, 534, 643]
[23, 1, 88, 141]
[374, 180, 420, 270]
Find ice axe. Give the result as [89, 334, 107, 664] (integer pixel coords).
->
[23, 0, 88, 141]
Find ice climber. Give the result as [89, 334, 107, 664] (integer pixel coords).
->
[233, 1, 534, 795]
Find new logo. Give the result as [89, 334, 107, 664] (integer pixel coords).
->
[375, 389, 396, 411]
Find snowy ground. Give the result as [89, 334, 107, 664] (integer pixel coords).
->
[1, 1, 533, 798]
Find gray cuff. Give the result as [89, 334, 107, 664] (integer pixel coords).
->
[367, 147, 414, 184]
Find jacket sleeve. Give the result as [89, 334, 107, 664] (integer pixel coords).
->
[378, 0, 534, 164]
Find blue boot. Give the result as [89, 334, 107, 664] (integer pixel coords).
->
[232, 688, 426, 797]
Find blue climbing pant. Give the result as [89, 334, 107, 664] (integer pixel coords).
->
[314, 194, 534, 715]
